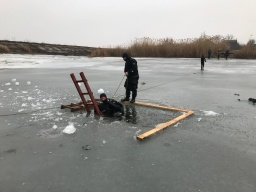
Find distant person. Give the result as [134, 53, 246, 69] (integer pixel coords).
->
[98, 93, 124, 117]
[121, 53, 139, 103]
[217, 50, 221, 60]
[208, 49, 212, 59]
[201, 54, 206, 70]
[224, 50, 230, 60]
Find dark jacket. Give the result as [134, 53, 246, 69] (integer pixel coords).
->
[124, 57, 139, 78]
[201, 56, 206, 64]
[124, 57, 139, 89]
[98, 99, 124, 116]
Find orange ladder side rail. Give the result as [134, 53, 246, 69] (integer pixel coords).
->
[70, 72, 102, 116]
[79, 72, 102, 116]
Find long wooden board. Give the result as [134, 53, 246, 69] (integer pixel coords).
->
[132, 102, 194, 140]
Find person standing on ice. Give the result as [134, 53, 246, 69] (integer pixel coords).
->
[201, 54, 206, 70]
[121, 53, 139, 103]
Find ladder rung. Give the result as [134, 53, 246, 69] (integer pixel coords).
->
[82, 92, 89, 95]
[76, 80, 83, 83]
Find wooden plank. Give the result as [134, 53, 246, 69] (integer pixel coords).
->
[133, 101, 190, 113]
[136, 110, 194, 141]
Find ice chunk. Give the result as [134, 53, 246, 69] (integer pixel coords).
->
[27, 81, 31, 85]
[15, 82, 19, 86]
[5, 83, 11, 86]
[21, 103, 28, 107]
[98, 88, 104, 95]
[198, 118, 202, 121]
[27, 97, 33, 101]
[56, 112, 62, 116]
[12, 79, 16, 82]
[8, 88, 12, 90]
[63, 123, 76, 134]
[202, 110, 219, 116]
[52, 125, 57, 129]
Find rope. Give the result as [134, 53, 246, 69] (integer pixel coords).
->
[111, 75, 126, 98]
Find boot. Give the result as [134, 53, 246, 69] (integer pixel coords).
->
[121, 97, 129, 102]
[130, 98, 135, 103]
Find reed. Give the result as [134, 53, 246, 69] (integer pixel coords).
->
[90, 35, 256, 59]
[90, 35, 229, 58]
[234, 40, 256, 59]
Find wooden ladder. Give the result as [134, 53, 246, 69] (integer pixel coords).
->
[70, 72, 102, 116]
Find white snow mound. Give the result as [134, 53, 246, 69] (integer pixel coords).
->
[98, 89, 104, 95]
[63, 123, 76, 134]
[203, 110, 219, 116]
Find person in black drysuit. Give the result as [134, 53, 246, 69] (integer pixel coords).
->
[121, 53, 139, 103]
[224, 49, 229, 60]
[208, 49, 212, 59]
[217, 49, 221, 60]
[201, 54, 206, 70]
[98, 93, 124, 117]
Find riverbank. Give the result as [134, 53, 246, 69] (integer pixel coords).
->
[0, 40, 95, 56]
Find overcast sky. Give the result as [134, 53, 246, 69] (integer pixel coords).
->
[0, 0, 255, 47]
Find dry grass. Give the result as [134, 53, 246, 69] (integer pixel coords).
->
[90, 35, 256, 59]
[234, 40, 256, 59]
[0, 44, 10, 53]
[19, 44, 32, 53]
[89, 46, 127, 57]
[90, 35, 229, 58]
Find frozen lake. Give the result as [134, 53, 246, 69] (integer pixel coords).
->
[0, 54, 256, 192]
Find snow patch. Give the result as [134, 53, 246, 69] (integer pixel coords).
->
[62, 123, 76, 134]
[21, 103, 28, 107]
[202, 110, 219, 116]
[98, 88, 104, 95]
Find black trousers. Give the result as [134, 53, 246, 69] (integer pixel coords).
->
[125, 78, 138, 99]
[126, 85, 137, 99]
[201, 63, 204, 70]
